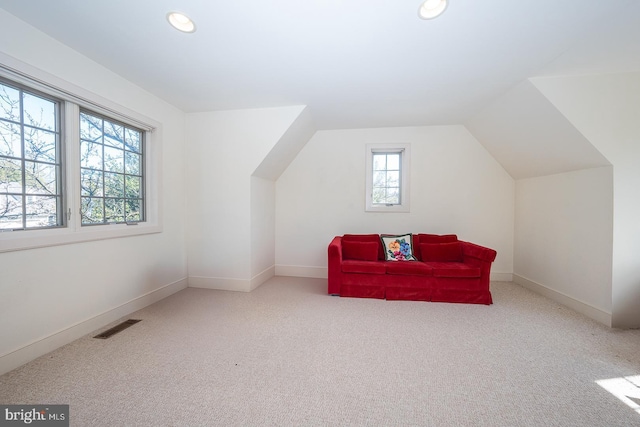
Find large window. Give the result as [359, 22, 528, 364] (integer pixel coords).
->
[80, 111, 144, 225]
[0, 61, 161, 253]
[0, 81, 63, 230]
[365, 143, 410, 212]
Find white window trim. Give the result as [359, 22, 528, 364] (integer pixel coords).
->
[0, 54, 162, 253]
[365, 143, 410, 213]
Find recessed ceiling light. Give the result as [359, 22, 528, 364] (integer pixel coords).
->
[418, 0, 448, 20]
[167, 12, 196, 33]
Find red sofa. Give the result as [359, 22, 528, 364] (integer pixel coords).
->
[328, 233, 497, 304]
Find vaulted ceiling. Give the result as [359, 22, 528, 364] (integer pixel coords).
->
[1, 0, 638, 132]
[2, 1, 639, 181]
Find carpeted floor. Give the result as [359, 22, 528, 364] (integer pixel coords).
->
[1, 277, 640, 426]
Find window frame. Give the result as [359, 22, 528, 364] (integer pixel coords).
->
[0, 56, 162, 253]
[78, 109, 146, 226]
[0, 78, 66, 231]
[365, 143, 410, 213]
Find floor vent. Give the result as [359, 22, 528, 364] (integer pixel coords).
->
[94, 319, 141, 339]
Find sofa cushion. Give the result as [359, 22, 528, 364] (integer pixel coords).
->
[420, 242, 463, 262]
[342, 234, 384, 260]
[413, 234, 458, 259]
[380, 234, 416, 261]
[341, 260, 386, 274]
[416, 234, 458, 244]
[385, 261, 433, 276]
[342, 241, 379, 261]
[425, 262, 481, 278]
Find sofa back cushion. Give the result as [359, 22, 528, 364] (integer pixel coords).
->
[342, 241, 379, 261]
[420, 242, 463, 262]
[342, 234, 384, 261]
[416, 234, 458, 244]
[414, 234, 458, 260]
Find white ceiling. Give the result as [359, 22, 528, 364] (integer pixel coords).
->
[0, 0, 639, 130]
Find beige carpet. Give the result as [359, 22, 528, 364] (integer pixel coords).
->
[2, 277, 640, 426]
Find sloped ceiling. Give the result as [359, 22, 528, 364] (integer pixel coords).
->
[465, 80, 611, 180]
[253, 106, 316, 180]
[464, 0, 640, 180]
[0, 0, 638, 130]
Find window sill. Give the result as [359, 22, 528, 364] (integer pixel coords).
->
[0, 222, 162, 253]
[365, 204, 410, 213]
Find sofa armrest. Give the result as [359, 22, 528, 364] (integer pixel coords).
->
[460, 241, 497, 263]
[460, 241, 496, 290]
[328, 236, 343, 295]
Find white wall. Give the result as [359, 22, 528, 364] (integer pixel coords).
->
[0, 11, 188, 373]
[275, 125, 514, 279]
[514, 167, 613, 325]
[185, 106, 307, 291]
[533, 72, 640, 328]
[251, 176, 276, 282]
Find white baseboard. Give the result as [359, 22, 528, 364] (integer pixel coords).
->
[189, 276, 251, 292]
[276, 265, 328, 279]
[0, 277, 188, 376]
[251, 266, 275, 291]
[513, 274, 612, 327]
[189, 266, 275, 292]
[491, 272, 513, 282]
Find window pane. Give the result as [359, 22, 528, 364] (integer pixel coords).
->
[104, 145, 124, 173]
[0, 157, 23, 193]
[125, 128, 141, 152]
[25, 195, 57, 227]
[0, 83, 20, 122]
[104, 172, 124, 198]
[372, 188, 386, 204]
[386, 171, 399, 187]
[373, 154, 386, 171]
[386, 188, 400, 204]
[24, 161, 58, 194]
[372, 171, 386, 187]
[23, 93, 56, 131]
[80, 113, 102, 142]
[125, 175, 141, 198]
[105, 198, 125, 223]
[126, 199, 141, 222]
[125, 151, 140, 175]
[386, 153, 400, 170]
[81, 140, 102, 169]
[0, 121, 21, 158]
[0, 194, 22, 230]
[24, 128, 57, 163]
[81, 168, 103, 197]
[104, 121, 124, 148]
[81, 197, 104, 224]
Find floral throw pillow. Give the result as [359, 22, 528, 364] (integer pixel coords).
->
[381, 234, 416, 261]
